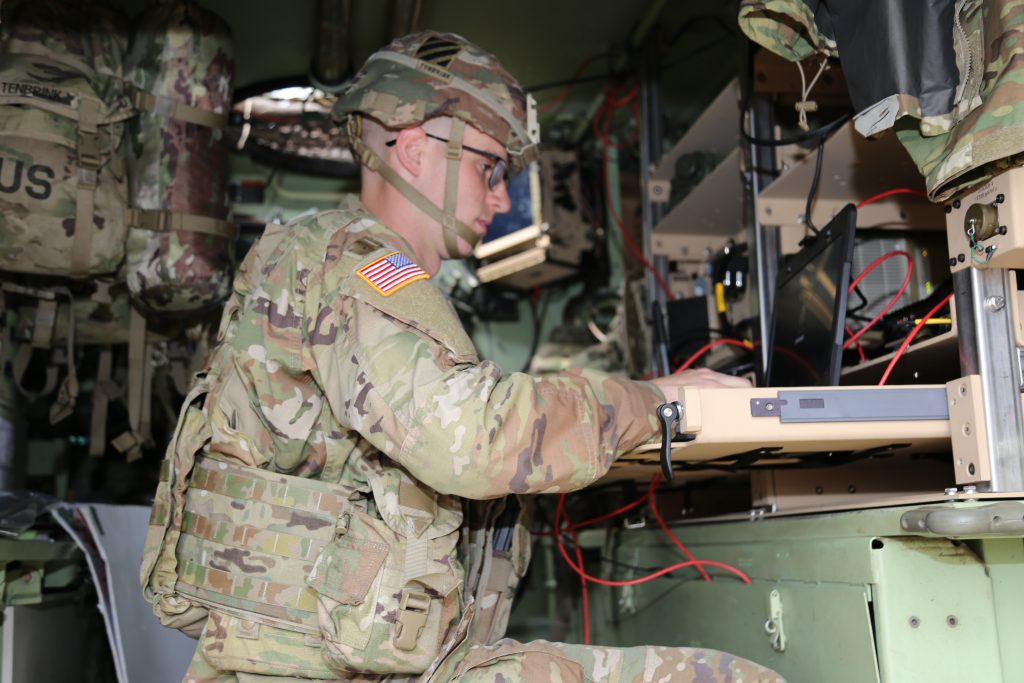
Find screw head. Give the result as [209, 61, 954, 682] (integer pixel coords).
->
[996, 194, 1005, 204]
[945, 205, 954, 214]
[998, 225, 1008, 235]
[815, 485, 825, 495]
[909, 616, 921, 628]
[985, 295, 1006, 311]
[958, 253, 966, 263]
[947, 615, 959, 627]
[948, 257, 958, 267]
[968, 463, 976, 476]
[848, 485, 856, 494]
[953, 200, 962, 209]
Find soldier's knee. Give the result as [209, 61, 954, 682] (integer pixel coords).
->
[449, 644, 585, 682]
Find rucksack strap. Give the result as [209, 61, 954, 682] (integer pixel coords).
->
[70, 98, 102, 278]
[89, 346, 117, 458]
[128, 86, 228, 128]
[111, 307, 150, 461]
[125, 208, 237, 239]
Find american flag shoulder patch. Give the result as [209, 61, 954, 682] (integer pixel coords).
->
[356, 250, 429, 296]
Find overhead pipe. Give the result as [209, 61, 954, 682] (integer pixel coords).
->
[312, 0, 353, 92]
[387, 0, 423, 42]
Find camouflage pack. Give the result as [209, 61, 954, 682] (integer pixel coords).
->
[0, 0, 134, 277]
[124, 0, 236, 315]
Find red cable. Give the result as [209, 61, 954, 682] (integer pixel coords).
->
[570, 524, 590, 644]
[555, 495, 751, 586]
[538, 52, 609, 116]
[844, 251, 913, 349]
[845, 324, 866, 362]
[593, 83, 674, 301]
[673, 338, 754, 373]
[571, 487, 653, 529]
[602, 143, 674, 300]
[647, 475, 711, 582]
[856, 188, 927, 209]
[878, 292, 954, 386]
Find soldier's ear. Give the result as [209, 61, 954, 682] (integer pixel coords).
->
[393, 126, 428, 177]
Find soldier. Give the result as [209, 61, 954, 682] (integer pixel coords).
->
[142, 31, 784, 683]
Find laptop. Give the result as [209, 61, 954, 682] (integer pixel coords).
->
[765, 204, 857, 387]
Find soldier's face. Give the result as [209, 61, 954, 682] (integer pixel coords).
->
[420, 124, 512, 258]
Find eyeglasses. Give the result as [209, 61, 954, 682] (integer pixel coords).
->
[386, 133, 509, 190]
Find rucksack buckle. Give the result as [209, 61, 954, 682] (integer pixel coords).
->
[77, 131, 101, 170]
[393, 589, 430, 651]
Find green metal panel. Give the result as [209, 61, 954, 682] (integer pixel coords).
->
[515, 502, 1024, 683]
[584, 577, 880, 683]
[870, 537, 1002, 682]
[977, 539, 1024, 680]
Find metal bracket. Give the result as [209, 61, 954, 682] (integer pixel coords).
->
[749, 389, 949, 422]
[947, 376, 992, 484]
[648, 178, 671, 204]
[764, 589, 786, 652]
[900, 502, 1024, 538]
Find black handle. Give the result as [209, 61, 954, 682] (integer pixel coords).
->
[656, 402, 681, 482]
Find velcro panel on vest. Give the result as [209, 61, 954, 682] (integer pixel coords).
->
[345, 245, 478, 362]
[174, 457, 361, 633]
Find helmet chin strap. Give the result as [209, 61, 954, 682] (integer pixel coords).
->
[347, 116, 480, 259]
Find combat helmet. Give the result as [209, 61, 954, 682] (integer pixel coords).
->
[335, 31, 539, 257]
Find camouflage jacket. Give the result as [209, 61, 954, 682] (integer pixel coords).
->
[206, 198, 663, 497]
[143, 199, 665, 678]
[739, 0, 1024, 201]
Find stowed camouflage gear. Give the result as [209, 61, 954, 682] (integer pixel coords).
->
[141, 199, 737, 681]
[124, 0, 235, 315]
[335, 31, 537, 174]
[0, 0, 133, 277]
[738, 0, 1024, 201]
[893, 0, 1024, 200]
[738, 0, 838, 63]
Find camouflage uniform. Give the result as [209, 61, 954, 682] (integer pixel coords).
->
[145, 31, 784, 683]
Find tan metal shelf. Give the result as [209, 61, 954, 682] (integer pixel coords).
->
[840, 330, 958, 386]
[651, 78, 740, 182]
[758, 122, 946, 230]
[652, 147, 744, 236]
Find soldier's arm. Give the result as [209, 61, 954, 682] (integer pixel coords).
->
[313, 292, 664, 500]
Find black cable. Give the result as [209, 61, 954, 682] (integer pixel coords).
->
[519, 295, 543, 373]
[804, 140, 825, 234]
[743, 111, 851, 148]
[848, 282, 870, 314]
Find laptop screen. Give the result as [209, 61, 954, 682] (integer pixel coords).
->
[766, 204, 857, 387]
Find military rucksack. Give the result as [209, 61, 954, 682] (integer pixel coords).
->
[0, 0, 134, 278]
[123, 0, 236, 316]
[0, 0, 235, 459]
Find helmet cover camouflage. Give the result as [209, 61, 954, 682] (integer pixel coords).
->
[334, 31, 538, 173]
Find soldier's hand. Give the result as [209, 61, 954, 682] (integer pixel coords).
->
[651, 367, 752, 393]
